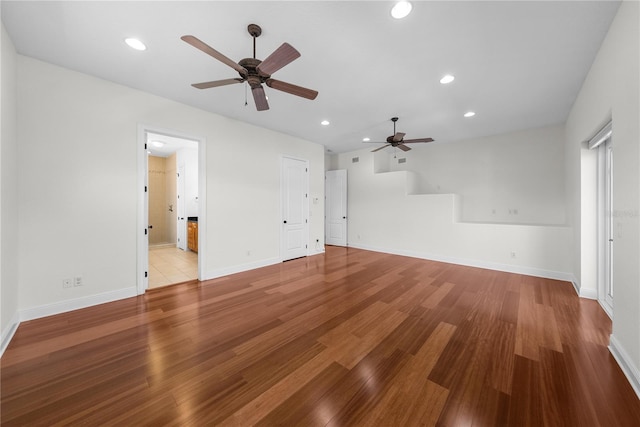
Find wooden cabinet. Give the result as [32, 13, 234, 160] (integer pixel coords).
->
[187, 221, 198, 253]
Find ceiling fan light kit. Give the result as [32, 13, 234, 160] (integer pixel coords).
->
[182, 24, 318, 111]
[365, 117, 434, 152]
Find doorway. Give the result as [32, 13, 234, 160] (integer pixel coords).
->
[593, 122, 613, 316]
[137, 125, 205, 294]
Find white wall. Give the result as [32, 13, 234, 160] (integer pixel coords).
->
[565, 0, 640, 395]
[1, 23, 20, 354]
[334, 146, 572, 279]
[384, 125, 566, 225]
[16, 55, 325, 316]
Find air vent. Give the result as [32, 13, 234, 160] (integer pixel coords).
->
[398, 158, 407, 164]
[352, 157, 359, 163]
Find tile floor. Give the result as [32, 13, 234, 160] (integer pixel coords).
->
[149, 245, 198, 288]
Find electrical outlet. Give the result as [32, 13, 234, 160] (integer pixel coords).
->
[63, 278, 73, 288]
[74, 276, 83, 287]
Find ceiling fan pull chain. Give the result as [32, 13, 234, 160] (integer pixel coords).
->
[245, 82, 248, 106]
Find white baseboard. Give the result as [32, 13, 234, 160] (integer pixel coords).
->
[19, 287, 138, 322]
[569, 276, 598, 300]
[570, 278, 581, 295]
[203, 251, 326, 281]
[348, 243, 573, 282]
[609, 334, 640, 399]
[204, 257, 281, 281]
[1, 310, 21, 358]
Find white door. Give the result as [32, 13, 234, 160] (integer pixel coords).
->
[325, 169, 347, 246]
[281, 156, 309, 261]
[176, 164, 187, 250]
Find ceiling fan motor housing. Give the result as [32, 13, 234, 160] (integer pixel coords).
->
[238, 57, 269, 88]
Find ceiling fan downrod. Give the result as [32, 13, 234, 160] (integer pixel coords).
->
[247, 24, 262, 59]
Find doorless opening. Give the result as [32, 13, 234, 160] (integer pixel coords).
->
[591, 121, 613, 317]
[137, 125, 206, 294]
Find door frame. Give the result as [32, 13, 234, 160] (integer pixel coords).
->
[176, 164, 187, 251]
[596, 136, 613, 317]
[137, 124, 206, 294]
[280, 155, 310, 261]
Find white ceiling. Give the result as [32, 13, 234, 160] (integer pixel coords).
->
[1, 1, 620, 153]
[147, 132, 198, 158]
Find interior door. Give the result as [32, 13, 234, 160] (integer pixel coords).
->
[325, 169, 347, 246]
[281, 156, 309, 261]
[176, 164, 187, 250]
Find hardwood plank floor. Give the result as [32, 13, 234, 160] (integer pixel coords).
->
[2, 246, 639, 426]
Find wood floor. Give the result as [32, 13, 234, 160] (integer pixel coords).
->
[2, 247, 639, 426]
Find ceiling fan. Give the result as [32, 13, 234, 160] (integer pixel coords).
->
[181, 24, 318, 111]
[366, 117, 434, 152]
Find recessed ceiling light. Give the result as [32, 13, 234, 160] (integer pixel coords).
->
[151, 140, 165, 147]
[321, 120, 330, 126]
[464, 111, 476, 118]
[363, 137, 371, 142]
[391, 1, 412, 19]
[440, 74, 455, 84]
[125, 38, 146, 51]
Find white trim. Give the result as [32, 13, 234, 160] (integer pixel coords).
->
[570, 276, 598, 300]
[596, 138, 614, 314]
[609, 334, 640, 399]
[137, 124, 206, 292]
[348, 242, 574, 282]
[19, 287, 138, 322]
[197, 134, 207, 282]
[308, 247, 325, 256]
[137, 124, 149, 294]
[204, 257, 281, 281]
[587, 120, 612, 150]
[579, 286, 598, 300]
[1, 311, 20, 358]
[598, 300, 613, 319]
